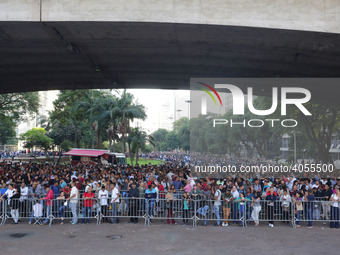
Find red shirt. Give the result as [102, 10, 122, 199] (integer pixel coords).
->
[63, 188, 70, 198]
[44, 190, 54, 206]
[158, 184, 165, 198]
[83, 192, 95, 207]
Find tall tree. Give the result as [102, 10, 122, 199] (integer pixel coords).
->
[20, 127, 54, 156]
[0, 114, 16, 145]
[116, 90, 146, 153]
[127, 128, 155, 166]
[0, 92, 39, 120]
[293, 103, 340, 163]
[152, 128, 169, 151]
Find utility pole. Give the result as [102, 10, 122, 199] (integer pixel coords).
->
[294, 129, 297, 164]
[185, 100, 192, 118]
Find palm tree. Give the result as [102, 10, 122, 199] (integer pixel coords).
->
[97, 94, 120, 152]
[116, 90, 146, 153]
[128, 127, 155, 166]
[73, 90, 108, 149]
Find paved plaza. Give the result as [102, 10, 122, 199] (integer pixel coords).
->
[0, 221, 339, 255]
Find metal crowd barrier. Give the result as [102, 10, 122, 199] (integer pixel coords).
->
[99, 197, 148, 225]
[143, 198, 196, 227]
[1, 197, 339, 228]
[50, 198, 100, 226]
[292, 200, 339, 228]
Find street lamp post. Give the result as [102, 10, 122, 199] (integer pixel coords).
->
[185, 100, 192, 119]
[176, 109, 182, 121]
[294, 130, 297, 164]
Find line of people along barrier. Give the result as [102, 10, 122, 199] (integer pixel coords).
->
[0, 197, 339, 228]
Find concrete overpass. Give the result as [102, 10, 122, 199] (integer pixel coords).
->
[0, 0, 340, 103]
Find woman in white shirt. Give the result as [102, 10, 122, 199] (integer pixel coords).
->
[281, 189, 292, 225]
[330, 187, 340, 229]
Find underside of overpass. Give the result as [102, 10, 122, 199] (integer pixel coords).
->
[0, 21, 340, 104]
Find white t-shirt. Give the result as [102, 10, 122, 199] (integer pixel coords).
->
[167, 172, 174, 180]
[98, 190, 108, 206]
[5, 189, 16, 205]
[20, 186, 28, 199]
[331, 194, 339, 208]
[214, 189, 222, 206]
[70, 187, 78, 204]
[111, 187, 120, 203]
[232, 190, 240, 199]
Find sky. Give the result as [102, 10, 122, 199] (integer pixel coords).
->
[125, 89, 190, 133]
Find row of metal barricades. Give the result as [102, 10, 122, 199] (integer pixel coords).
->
[0, 198, 339, 228]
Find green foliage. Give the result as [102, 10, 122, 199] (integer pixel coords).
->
[48, 89, 146, 153]
[152, 128, 169, 150]
[0, 92, 39, 120]
[20, 127, 54, 152]
[290, 103, 340, 163]
[127, 127, 155, 165]
[0, 92, 40, 145]
[0, 114, 16, 145]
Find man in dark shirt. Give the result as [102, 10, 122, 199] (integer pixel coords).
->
[172, 177, 183, 191]
[306, 189, 315, 228]
[128, 183, 140, 223]
[321, 184, 333, 220]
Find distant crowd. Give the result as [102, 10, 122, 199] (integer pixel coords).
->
[0, 155, 339, 228]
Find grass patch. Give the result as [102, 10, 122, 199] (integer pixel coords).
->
[126, 158, 164, 166]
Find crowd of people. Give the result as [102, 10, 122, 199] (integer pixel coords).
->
[0, 157, 339, 229]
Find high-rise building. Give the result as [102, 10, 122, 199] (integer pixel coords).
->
[17, 90, 58, 149]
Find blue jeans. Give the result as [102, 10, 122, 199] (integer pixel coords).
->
[232, 203, 238, 223]
[58, 205, 68, 218]
[197, 205, 209, 225]
[69, 203, 77, 223]
[43, 206, 52, 224]
[146, 200, 154, 221]
[296, 210, 301, 226]
[81, 206, 92, 223]
[112, 202, 118, 222]
[214, 205, 220, 225]
[330, 206, 339, 229]
[307, 207, 313, 226]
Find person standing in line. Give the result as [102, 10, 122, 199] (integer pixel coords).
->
[39, 185, 54, 225]
[128, 182, 139, 224]
[266, 187, 277, 228]
[20, 182, 28, 218]
[251, 192, 262, 227]
[182, 192, 190, 226]
[66, 182, 78, 225]
[99, 185, 109, 223]
[281, 189, 292, 225]
[81, 186, 95, 224]
[305, 189, 315, 228]
[213, 185, 222, 227]
[111, 183, 120, 224]
[10, 187, 20, 224]
[330, 187, 340, 229]
[221, 189, 234, 227]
